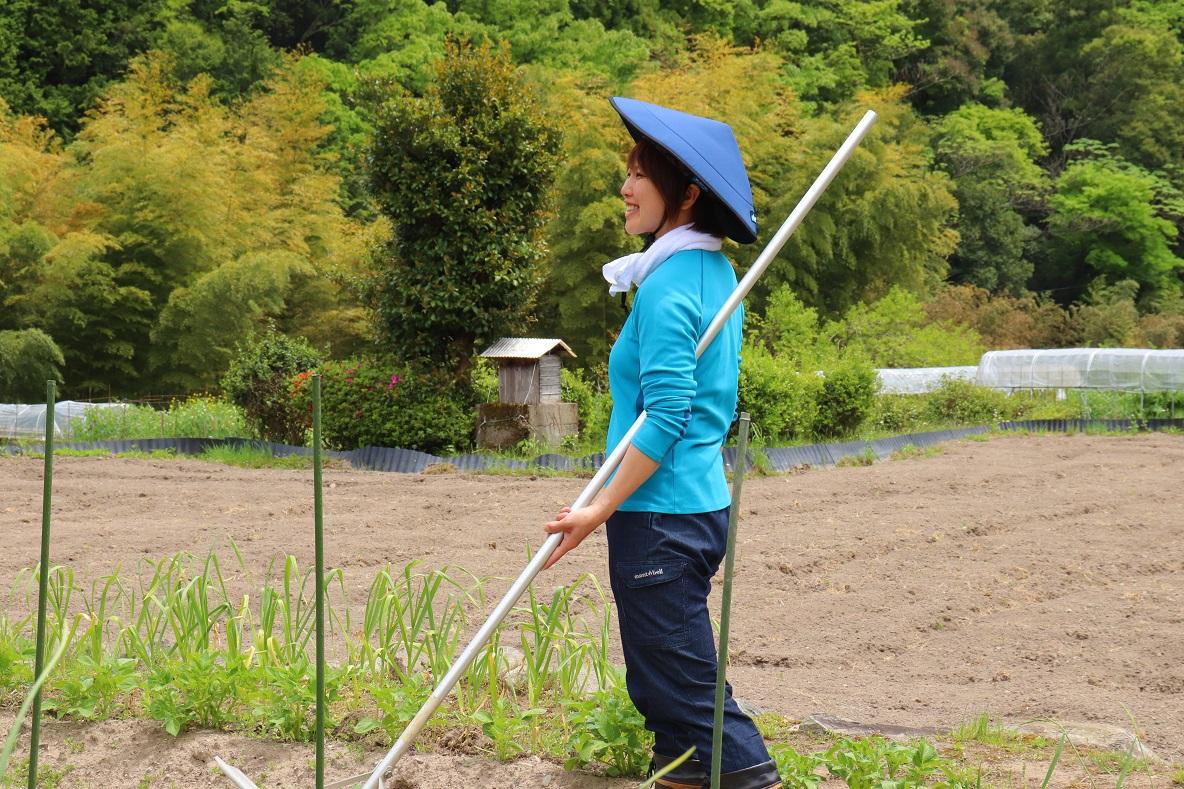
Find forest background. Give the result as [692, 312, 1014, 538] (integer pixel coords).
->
[1, 0, 1183, 450]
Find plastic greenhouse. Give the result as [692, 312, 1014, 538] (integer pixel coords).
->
[977, 349, 1184, 393]
[876, 366, 978, 394]
[1, 401, 127, 439]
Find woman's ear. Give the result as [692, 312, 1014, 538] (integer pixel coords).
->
[681, 182, 701, 211]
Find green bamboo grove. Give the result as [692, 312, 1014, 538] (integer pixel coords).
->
[1, 0, 1182, 407]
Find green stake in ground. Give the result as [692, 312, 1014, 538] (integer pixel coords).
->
[28, 379, 55, 789]
[314, 374, 326, 789]
[214, 373, 335, 789]
[712, 413, 750, 789]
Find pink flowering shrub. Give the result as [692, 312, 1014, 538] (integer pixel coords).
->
[292, 356, 473, 453]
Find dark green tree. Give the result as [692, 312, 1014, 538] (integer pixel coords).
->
[365, 40, 562, 376]
[0, 0, 170, 135]
[18, 248, 156, 393]
[895, 0, 1017, 113]
[0, 328, 65, 401]
[157, 3, 280, 100]
[1006, 0, 1184, 171]
[751, 0, 927, 104]
[1039, 142, 1184, 306]
[931, 103, 1049, 294]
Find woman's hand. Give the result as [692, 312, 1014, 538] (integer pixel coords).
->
[541, 445, 660, 571]
[542, 504, 608, 570]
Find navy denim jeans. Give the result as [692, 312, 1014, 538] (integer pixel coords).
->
[606, 508, 770, 773]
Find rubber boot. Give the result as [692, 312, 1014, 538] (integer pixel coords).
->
[648, 752, 708, 789]
[716, 759, 782, 789]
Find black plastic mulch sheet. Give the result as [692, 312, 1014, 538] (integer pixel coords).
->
[3, 419, 1182, 473]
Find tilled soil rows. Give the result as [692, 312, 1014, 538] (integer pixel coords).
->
[2, 432, 1182, 787]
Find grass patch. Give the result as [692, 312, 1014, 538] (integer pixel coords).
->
[480, 462, 591, 478]
[835, 448, 876, 467]
[1087, 749, 1151, 775]
[889, 443, 943, 461]
[753, 711, 797, 740]
[1, 756, 73, 787]
[29, 448, 112, 459]
[951, 714, 1049, 753]
[199, 445, 312, 469]
[115, 449, 178, 460]
[69, 396, 249, 442]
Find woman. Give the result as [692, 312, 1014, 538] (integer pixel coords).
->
[543, 98, 781, 789]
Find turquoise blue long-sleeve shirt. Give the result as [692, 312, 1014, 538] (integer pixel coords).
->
[606, 248, 744, 514]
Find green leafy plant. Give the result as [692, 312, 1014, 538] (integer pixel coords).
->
[46, 653, 137, 720]
[242, 660, 342, 741]
[355, 674, 433, 738]
[924, 379, 1018, 425]
[222, 327, 323, 444]
[814, 359, 879, 438]
[293, 356, 474, 454]
[823, 736, 950, 788]
[0, 624, 70, 778]
[564, 671, 653, 777]
[0, 619, 32, 699]
[144, 653, 243, 736]
[472, 698, 545, 760]
[738, 342, 821, 444]
[768, 743, 825, 789]
[71, 396, 249, 441]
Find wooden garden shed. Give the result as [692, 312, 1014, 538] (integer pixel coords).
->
[476, 338, 579, 449]
[479, 338, 576, 404]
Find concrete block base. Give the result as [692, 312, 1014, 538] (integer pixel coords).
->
[476, 402, 579, 450]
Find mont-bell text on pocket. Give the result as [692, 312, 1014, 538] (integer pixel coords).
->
[632, 568, 664, 580]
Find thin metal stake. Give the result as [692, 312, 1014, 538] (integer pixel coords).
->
[314, 375, 326, 789]
[215, 376, 331, 789]
[28, 380, 55, 789]
[711, 413, 751, 789]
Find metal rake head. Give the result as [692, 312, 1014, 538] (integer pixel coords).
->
[214, 757, 388, 789]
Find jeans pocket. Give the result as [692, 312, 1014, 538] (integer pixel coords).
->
[615, 560, 688, 648]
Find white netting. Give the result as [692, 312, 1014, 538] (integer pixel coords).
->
[0, 401, 128, 439]
[876, 366, 978, 394]
[977, 349, 1184, 392]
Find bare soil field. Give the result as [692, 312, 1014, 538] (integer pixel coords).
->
[2, 431, 1183, 787]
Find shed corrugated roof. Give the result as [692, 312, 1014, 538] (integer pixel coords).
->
[480, 338, 576, 359]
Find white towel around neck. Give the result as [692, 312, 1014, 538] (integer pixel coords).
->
[602, 224, 722, 295]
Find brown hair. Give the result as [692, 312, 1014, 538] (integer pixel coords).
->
[626, 139, 731, 239]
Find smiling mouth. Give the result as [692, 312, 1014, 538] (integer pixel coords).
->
[624, 203, 638, 216]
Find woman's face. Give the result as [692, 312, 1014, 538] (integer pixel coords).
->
[620, 166, 667, 237]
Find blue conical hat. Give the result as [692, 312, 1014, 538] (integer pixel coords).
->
[611, 96, 757, 244]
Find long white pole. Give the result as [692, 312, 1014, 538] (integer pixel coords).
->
[361, 109, 877, 789]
